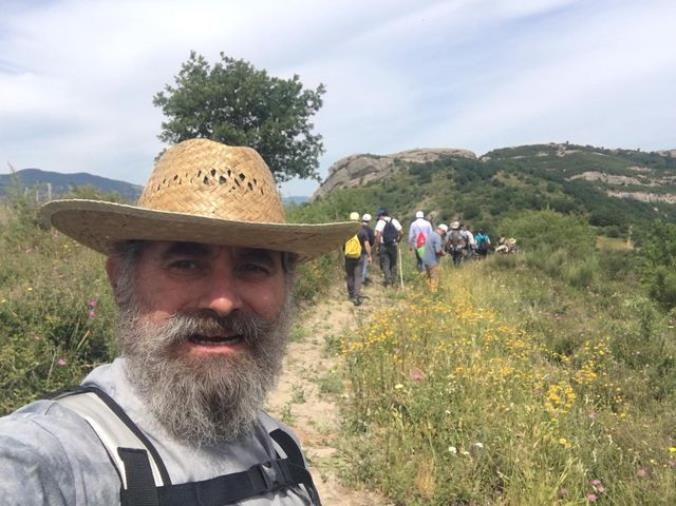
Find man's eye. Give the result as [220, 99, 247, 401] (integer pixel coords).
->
[169, 259, 201, 271]
[237, 263, 270, 276]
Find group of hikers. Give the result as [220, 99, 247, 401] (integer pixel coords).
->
[343, 208, 501, 305]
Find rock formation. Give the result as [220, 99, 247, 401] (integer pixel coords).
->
[312, 148, 476, 200]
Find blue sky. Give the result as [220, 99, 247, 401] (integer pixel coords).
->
[1, 0, 675, 196]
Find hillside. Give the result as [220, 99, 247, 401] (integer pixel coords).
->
[310, 143, 676, 235]
[0, 168, 143, 202]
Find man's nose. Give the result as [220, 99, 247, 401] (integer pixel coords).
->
[202, 273, 243, 316]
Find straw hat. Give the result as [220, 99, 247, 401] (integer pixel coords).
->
[349, 212, 360, 221]
[39, 139, 358, 260]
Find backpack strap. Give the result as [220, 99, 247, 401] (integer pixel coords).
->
[55, 386, 168, 505]
[270, 428, 322, 506]
[54, 386, 321, 506]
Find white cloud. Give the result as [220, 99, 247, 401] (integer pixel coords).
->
[1, 0, 674, 197]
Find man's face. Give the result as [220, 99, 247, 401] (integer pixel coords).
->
[108, 241, 293, 444]
[132, 241, 287, 356]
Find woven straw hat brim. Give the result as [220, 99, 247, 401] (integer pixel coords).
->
[40, 199, 359, 260]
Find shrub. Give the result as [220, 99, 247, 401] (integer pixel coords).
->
[499, 210, 595, 258]
[638, 220, 676, 309]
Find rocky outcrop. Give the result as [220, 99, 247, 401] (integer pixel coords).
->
[606, 190, 676, 204]
[312, 148, 476, 199]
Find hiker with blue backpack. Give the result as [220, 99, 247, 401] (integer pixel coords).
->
[374, 208, 403, 287]
[408, 210, 433, 273]
[475, 229, 491, 258]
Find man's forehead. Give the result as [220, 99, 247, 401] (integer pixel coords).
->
[152, 241, 281, 259]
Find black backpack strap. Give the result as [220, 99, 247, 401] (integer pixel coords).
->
[270, 429, 322, 506]
[118, 448, 160, 506]
[54, 386, 321, 505]
[54, 385, 171, 506]
[155, 458, 302, 505]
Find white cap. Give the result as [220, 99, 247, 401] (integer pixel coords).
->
[362, 213, 372, 222]
[349, 212, 360, 221]
[415, 210, 424, 219]
[438, 224, 448, 233]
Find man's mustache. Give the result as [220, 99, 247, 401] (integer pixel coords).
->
[156, 309, 270, 346]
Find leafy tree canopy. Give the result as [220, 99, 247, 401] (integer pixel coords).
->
[154, 52, 326, 182]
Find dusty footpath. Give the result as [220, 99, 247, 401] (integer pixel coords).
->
[266, 284, 390, 506]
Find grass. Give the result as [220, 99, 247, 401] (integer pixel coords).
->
[337, 256, 675, 505]
[317, 369, 343, 395]
[596, 236, 634, 251]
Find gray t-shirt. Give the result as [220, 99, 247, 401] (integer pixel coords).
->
[0, 358, 312, 506]
[421, 231, 443, 267]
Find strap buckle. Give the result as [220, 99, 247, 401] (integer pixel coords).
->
[251, 459, 290, 492]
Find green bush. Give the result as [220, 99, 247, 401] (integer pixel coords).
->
[499, 209, 595, 258]
[0, 196, 117, 415]
[638, 220, 676, 309]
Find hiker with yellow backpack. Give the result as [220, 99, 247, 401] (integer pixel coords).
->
[344, 212, 372, 305]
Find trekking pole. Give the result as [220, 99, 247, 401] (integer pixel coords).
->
[398, 245, 405, 289]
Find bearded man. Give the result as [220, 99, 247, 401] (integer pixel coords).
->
[0, 139, 356, 505]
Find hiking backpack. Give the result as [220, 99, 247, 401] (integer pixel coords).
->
[382, 220, 398, 245]
[448, 229, 466, 252]
[344, 234, 362, 259]
[415, 231, 426, 256]
[54, 386, 321, 506]
[415, 231, 426, 249]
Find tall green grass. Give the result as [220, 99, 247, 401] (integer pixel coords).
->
[336, 212, 675, 505]
[0, 194, 118, 414]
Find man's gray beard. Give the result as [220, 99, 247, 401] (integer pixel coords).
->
[116, 300, 292, 446]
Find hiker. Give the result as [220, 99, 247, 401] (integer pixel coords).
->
[344, 212, 372, 305]
[408, 210, 433, 273]
[446, 220, 467, 266]
[475, 229, 491, 258]
[360, 213, 375, 285]
[0, 139, 353, 505]
[496, 236, 518, 254]
[422, 223, 447, 292]
[374, 209, 402, 287]
[462, 224, 476, 258]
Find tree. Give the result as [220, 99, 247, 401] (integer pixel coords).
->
[153, 52, 326, 182]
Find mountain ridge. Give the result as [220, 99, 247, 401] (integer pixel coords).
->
[313, 142, 676, 207]
[0, 168, 143, 202]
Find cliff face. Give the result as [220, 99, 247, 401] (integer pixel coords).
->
[312, 148, 476, 199]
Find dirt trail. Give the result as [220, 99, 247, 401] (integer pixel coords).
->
[266, 280, 391, 506]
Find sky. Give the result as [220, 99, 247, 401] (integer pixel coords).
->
[1, 0, 675, 197]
